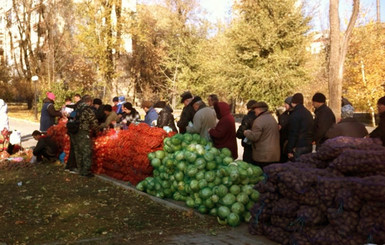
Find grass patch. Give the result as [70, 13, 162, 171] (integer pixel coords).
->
[8, 103, 39, 122]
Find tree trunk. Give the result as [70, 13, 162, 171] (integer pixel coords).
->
[328, 0, 359, 119]
[328, 0, 341, 119]
[377, 0, 380, 23]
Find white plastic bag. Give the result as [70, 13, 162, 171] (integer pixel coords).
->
[9, 130, 21, 145]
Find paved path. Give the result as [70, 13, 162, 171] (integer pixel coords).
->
[8, 117, 40, 148]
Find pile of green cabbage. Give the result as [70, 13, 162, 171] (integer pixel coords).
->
[136, 133, 264, 226]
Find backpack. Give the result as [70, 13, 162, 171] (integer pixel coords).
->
[66, 109, 82, 134]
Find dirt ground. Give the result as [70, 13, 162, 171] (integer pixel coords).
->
[0, 163, 229, 244]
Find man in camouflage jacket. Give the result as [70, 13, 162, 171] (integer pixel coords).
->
[73, 95, 99, 177]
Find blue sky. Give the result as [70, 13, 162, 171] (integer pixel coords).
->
[200, 0, 385, 31]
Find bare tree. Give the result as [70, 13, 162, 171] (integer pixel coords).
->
[328, 0, 359, 119]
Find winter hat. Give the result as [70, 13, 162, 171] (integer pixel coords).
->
[251, 101, 269, 110]
[312, 93, 326, 103]
[93, 98, 102, 105]
[119, 96, 125, 102]
[341, 104, 354, 119]
[154, 101, 167, 109]
[123, 102, 133, 110]
[378, 96, 385, 106]
[46, 92, 55, 101]
[112, 97, 119, 102]
[190, 96, 202, 105]
[246, 100, 257, 110]
[284, 96, 293, 105]
[291, 93, 304, 104]
[180, 91, 193, 103]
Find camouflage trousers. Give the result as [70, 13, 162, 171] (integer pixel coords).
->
[73, 130, 93, 176]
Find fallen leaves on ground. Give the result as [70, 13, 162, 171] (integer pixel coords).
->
[0, 163, 225, 244]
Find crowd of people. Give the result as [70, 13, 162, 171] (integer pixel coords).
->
[1, 90, 385, 177]
[237, 92, 385, 167]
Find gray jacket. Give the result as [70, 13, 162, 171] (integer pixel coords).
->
[186, 106, 217, 141]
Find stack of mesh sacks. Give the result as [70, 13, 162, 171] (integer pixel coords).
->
[249, 136, 385, 245]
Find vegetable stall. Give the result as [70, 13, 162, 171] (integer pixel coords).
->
[47, 120, 174, 185]
[136, 133, 264, 227]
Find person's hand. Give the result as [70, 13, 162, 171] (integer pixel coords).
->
[243, 130, 250, 136]
[288, 153, 294, 161]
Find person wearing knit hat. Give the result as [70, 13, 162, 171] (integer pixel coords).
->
[46, 92, 55, 101]
[291, 93, 304, 105]
[236, 99, 257, 163]
[369, 96, 385, 146]
[177, 91, 196, 133]
[326, 104, 368, 139]
[278, 96, 293, 162]
[312, 92, 336, 149]
[312, 92, 326, 103]
[39, 92, 62, 132]
[287, 93, 314, 161]
[244, 101, 280, 166]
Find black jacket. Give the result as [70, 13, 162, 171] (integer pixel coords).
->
[370, 112, 385, 146]
[94, 105, 106, 124]
[33, 136, 58, 157]
[157, 106, 178, 132]
[313, 104, 336, 146]
[177, 102, 195, 133]
[236, 110, 256, 147]
[278, 110, 291, 146]
[287, 104, 314, 153]
[326, 117, 368, 139]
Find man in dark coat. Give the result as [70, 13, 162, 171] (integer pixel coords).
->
[209, 102, 238, 159]
[312, 92, 336, 149]
[236, 100, 257, 164]
[326, 104, 368, 139]
[287, 93, 314, 160]
[370, 96, 385, 146]
[154, 101, 178, 132]
[32, 130, 58, 162]
[64, 95, 82, 172]
[40, 92, 62, 132]
[177, 91, 195, 133]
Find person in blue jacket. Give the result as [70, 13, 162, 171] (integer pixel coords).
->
[141, 101, 158, 126]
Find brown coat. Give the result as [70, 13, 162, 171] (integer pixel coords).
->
[326, 117, 368, 139]
[244, 111, 280, 163]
